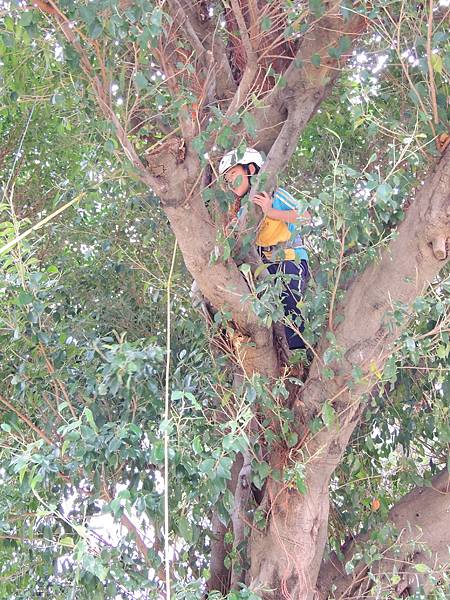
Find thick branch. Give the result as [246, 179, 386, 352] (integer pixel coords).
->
[248, 147, 450, 599]
[317, 469, 450, 599]
[297, 146, 450, 432]
[102, 482, 152, 565]
[251, 8, 367, 152]
[208, 450, 247, 595]
[163, 189, 278, 377]
[225, 0, 259, 117]
[120, 513, 152, 563]
[174, 0, 237, 99]
[168, 0, 207, 59]
[230, 448, 253, 589]
[207, 512, 230, 594]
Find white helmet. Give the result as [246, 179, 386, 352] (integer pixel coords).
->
[218, 147, 264, 176]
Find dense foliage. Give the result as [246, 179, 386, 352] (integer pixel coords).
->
[0, 1, 449, 598]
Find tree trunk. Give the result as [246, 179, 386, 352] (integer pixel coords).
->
[316, 469, 450, 599]
[44, 2, 450, 597]
[247, 148, 450, 599]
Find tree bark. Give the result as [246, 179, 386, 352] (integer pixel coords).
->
[250, 8, 367, 152]
[207, 511, 231, 594]
[163, 191, 279, 377]
[316, 469, 450, 599]
[248, 147, 450, 599]
[159, 6, 368, 382]
[45, 3, 449, 598]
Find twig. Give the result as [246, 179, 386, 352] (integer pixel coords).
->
[426, 0, 439, 127]
[120, 513, 150, 560]
[226, 0, 259, 117]
[0, 394, 54, 447]
[39, 344, 77, 419]
[163, 239, 178, 599]
[0, 192, 85, 257]
[101, 481, 152, 562]
[382, 3, 436, 137]
[328, 227, 347, 332]
[168, 0, 206, 58]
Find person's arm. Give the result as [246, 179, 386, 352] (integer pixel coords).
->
[253, 191, 310, 223]
[266, 207, 298, 223]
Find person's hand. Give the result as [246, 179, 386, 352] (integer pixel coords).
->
[253, 191, 272, 214]
[224, 217, 238, 236]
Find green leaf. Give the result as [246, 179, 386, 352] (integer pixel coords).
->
[431, 54, 443, 75]
[295, 472, 307, 494]
[79, 6, 96, 26]
[134, 72, 148, 92]
[18, 290, 33, 305]
[309, 0, 325, 17]
[85, 555, 108, 582]
[338, 36, 351, 54]
[277, 75, 287, 89]
[436, 345, 448, 359]
[108, 437, 121, 453]
[444, 51, 450, 73]
[253, 461, 271, 489]
[311, 53, 321, 68]
[242, 112, 257, 137]
[217, 456, 233, 479]
[83, 407, 98, 434]
[199, 458, 215, 474]
[152, 442, 165, 463]
[261, 16, 272, 32]
[414, 563, 429, 574]
[286, 431, 298, 448]
[60, 536, 74, 548]
[192, 436, 203, 454]
[151, 8, 163, 28]
[19, 12, 34, 27]
[328, 47, 340, 60]
[323, 367, 334, 379]
[322, 401, 336, 428]
[88, 19, 103, 40]
[177, 515, 192, 542]
[383, 357, 397, 381]
[376, 183, 392, 202]
[104, 139, 117, 154]
[323, 348, 336, 365]
[405, 338, 416, 352]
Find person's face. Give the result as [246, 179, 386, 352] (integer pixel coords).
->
[223, 164, 255, 197]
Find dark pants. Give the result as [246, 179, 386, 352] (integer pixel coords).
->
[266, 260, 309, 350]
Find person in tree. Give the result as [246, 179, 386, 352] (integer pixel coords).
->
[218, 148, 310, 350]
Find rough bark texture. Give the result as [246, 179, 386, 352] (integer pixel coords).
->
[208, 512, 230, 595]
[154, 6, 450, 595]
[163, 190, 279, 377]
[158, 9, 370, 591]
[248, 147, 450, 599]
[155, 6, 450, 598]
[47, 1, 450, 598]
[316, 469, 450, 599]
[251, 9, 367, 152]
[157, 7, 368, 380]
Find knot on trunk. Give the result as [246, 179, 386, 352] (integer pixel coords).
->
[145, 136, 186, 179]
[424, 212, 450, 260]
